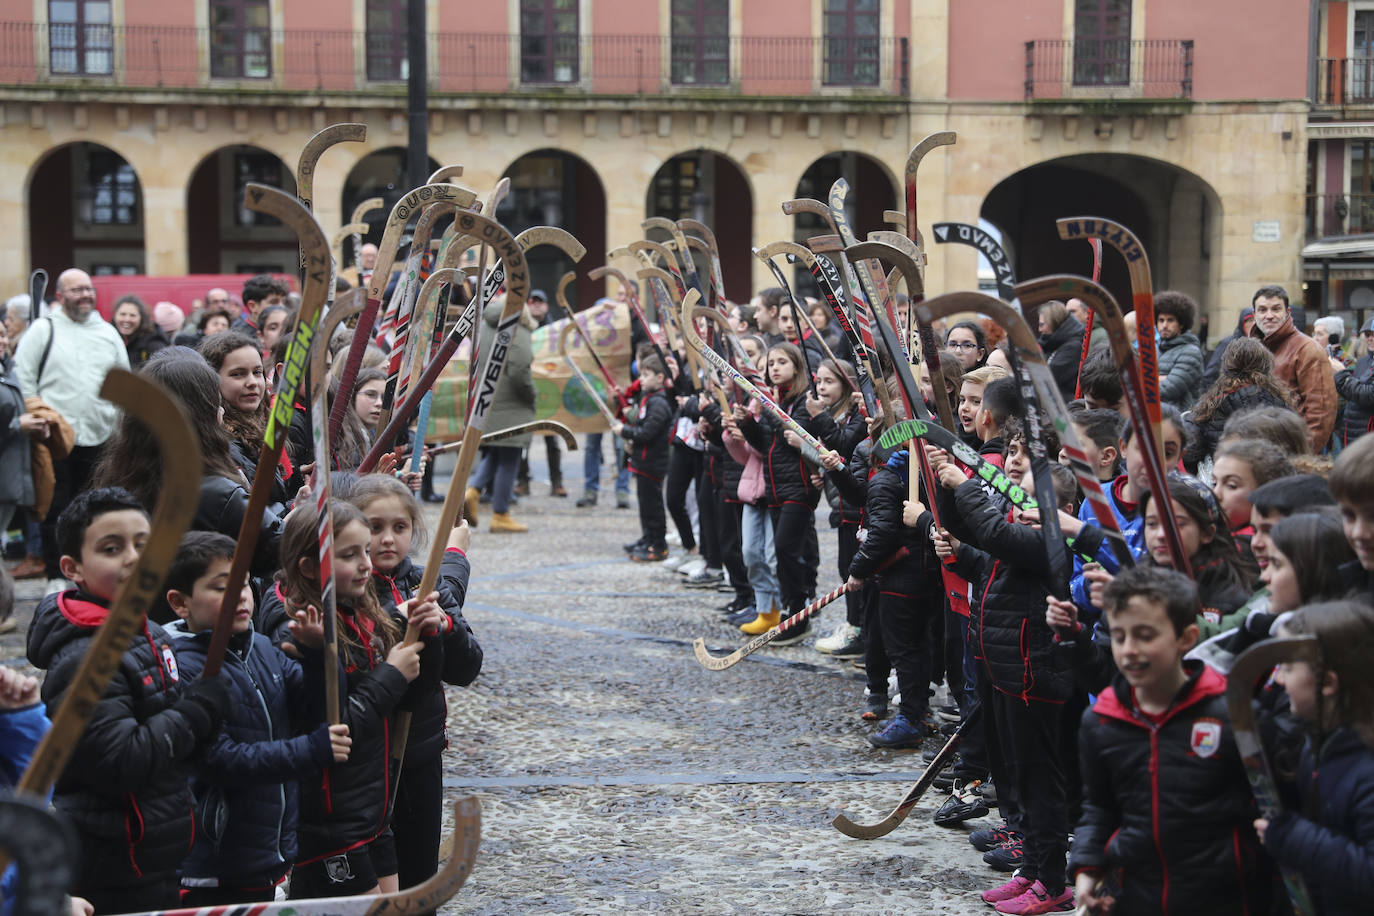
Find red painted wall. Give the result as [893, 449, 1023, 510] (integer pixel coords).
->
[948, 0, 1063, 100]
[1328, 1, 1348, 58]
[1146, 0, 1308, 100]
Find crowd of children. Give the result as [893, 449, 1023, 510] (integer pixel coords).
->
[603, 284, 1374, 914]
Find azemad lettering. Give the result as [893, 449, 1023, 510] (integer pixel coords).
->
[1059, 219, 1143, 263]
[266, 318, 316, 444]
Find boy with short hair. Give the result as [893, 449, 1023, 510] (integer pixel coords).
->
[1062, 407, 1122, 483]
[1066, 565, 1274, 916]
[1078, 351, 1126, 416]
[164, 531, 349, 906]
[1327, 433, 1374, 601]
[973, 377, 1022, 468]
[958, 365, 1008, 448]
[613, 355, 674, 562]
[25, 488, 231, 913]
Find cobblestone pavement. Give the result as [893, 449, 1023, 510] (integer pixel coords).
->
[0, 452, 1000, 915]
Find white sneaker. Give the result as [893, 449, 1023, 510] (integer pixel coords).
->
[676, 557, 708, 578]
[662, 553, 695, 571]
[666, 531, 682, 547]
[815, 622, 861, 654]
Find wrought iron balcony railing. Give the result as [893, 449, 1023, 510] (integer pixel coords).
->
[0, 23, 909, 97]
[1315, 58, 1374, 106]
[1024, 38, 1194, 101]
[1306, 192, 1374, 239]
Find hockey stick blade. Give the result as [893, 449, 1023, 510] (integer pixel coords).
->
[832, 705, 982, 839]
[878, 418, 1037, 512]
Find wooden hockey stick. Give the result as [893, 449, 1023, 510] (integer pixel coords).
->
[27, 268, 46, 323]
[1074, 238, 1104, 398]
[329, 182, 477, 451]
[677, 218, 726, 303]
[693, 549, 906, 670]
[479, 419, 577, 449]
[643, 216, 707, 305]
[1227, 636, 1320, 916]
[751, 245, 817, 396]
[396, 266, 460, 467]
[559, 278, 628, 409]
[103, 797, 481, 916]
[930, 222, 1016, 302]
[878, 418, 1037, 513]
[427, 164, 466, 184]
[9, 369, 199, 804]
[832, 705, 983, 839]
[296, 123, 366, 276]
[203, 184, 330, 678]
[904, 130, 957, 244]
[348, 196, 384, 277]
[678, 289, 840, 466]
[680, 232, 726, 311]
[559, 322, 622, 426]
[590, 262, 676, 385]
[330, 221, 370, 278]
[1017, 275, 1190, 576]
[307, 288, 365, 723]
[1056, 217, 1163, 469]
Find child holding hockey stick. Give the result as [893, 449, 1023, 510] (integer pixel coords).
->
[259, 500, 432, 899]
[166, 531, 350, 906]
[612, 354, 674, 563]
[1067, 566, 1275, 916]
[25, 487, 232, 913]
[1255, 600, 1374, 916]
[347, 474, 482, 893]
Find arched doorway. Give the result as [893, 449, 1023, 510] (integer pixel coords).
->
[186, 145, 299, 274]
[340, 147, 441, 259]
[645, 150, 752, 303]
[28, 142, 144, 281]
[790, 152, 897, 298]
[496, 149, 606, 313]
[982, 155, 1223, 344]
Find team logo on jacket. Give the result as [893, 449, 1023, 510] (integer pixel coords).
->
[1190, 719, 1222, 758]
[161, 646, 180, 682]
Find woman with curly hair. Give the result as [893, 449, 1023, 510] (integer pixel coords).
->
[1184, 337, 1296, 470]
[111, 294, 169, 369]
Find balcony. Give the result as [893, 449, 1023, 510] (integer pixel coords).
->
[1024, 39, 1193, 103]
[1314, 58, 1374, 108]
[1306, 192, 1374, 240]
[0, 22, 909, 98]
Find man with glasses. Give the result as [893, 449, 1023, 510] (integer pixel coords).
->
[1249, 284, 1337, 452]
[13, 268, 129, 593]
[1334, 316, 1374, 447]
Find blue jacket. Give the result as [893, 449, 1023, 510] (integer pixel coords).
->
[1071, 475, 1145, 613]
[1, 703, 50, 916]
[1265, 726, 1374, 916]
[166, 623, 334, 887]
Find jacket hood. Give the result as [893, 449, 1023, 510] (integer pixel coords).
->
[1093, 658, 1225, 726]
[1159, 330, 1200, 351]
[26, 591, 117, 669]
[1236, 306, 1255, 333]
[1041, 314, 1085, 350]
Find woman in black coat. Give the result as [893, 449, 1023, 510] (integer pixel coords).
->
[1183, 337, 1295, 470]
[111, 294, 170, 370]
[1036, 301, 1086, 404]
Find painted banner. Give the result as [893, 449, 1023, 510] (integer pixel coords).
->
[425, 302, 633, 442]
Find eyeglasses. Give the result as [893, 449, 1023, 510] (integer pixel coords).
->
[948, 341, 981, 351]
[63, 285, 95, 295]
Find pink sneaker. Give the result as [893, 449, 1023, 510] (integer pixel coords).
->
[994, 880, 1074, 914]
[981, 874, 1032, 905]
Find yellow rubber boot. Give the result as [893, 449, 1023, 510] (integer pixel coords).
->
[739, 609, 781, 635]
[490, 511, 528, 533]
[463, 487, 480, 526]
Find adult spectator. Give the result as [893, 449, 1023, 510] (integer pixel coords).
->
[1200, 306, 1254, 392]
[0, 317, 46, 584]
[205, 287, 232, 314]
[1333, 317, 1374, 447]
[180, 303, 235, 349]
[231, 274, 287, 337]
[4, 296, 32, 357]
[1313, 315, 1347, 362]
[338, 242, 378, 290]
[152, 301, 185, 340]
[515, 290, 566, 498]
[12, 268, 129, 590]
[1036, 299, 1086, 403]
[111, 294, 169, 370]
[1154, 290, 1205, 410]
[1250, 284, 1337, 452]
[1066, 298, 1107, 356]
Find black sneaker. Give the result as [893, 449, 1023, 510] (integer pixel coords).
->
[727, 607, 760, 627]
[934, 779, 990, 827]
[831, 630, 865, 659]
[862, 693, 889, 721]
[771, 616, 810, 646]
[630, 544, 668, 562]
[982, 838, 1024, 872]
[623, 537, 646, 553]
[718, 595, 753, 615]
[576, 492, 597, 507]
[938, 703, 961, 722]
[982, 778, 999, 808]
[616, 493, 631, 509]
[970, 823, 1021, 852]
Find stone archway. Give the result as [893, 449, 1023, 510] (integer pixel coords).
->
[28, 141, 145, 281]
[982, 154, 1223, 342]
[185, 145, 299, 275]
[496, 148, 606, 313]
[789, 151, 897, 298]
[646, 149, 753, 303]
[340, 146, 441, 255]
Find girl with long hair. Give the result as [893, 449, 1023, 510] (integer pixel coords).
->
[1261, 509, 1359, 614]
[1185, 337, 1296, 469]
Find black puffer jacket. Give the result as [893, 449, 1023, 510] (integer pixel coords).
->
[1040, 314, 1086, 404]
[198, 474, 286, 578]
[847, 449, 938, 597]
[372, 550, 482, 765]
[828, 436, 872, 525]
[942, 478, 1071, 702]
[167, 623, 334, 885]
[1070, 663, 1274, 916]
[739, 394, 821, 507]
[25, 591, 204, 891]
[1183, 384, 1292, 469]
[1335, 353, 1374, 447]
[256, 590, 412, 864]
[811, 407, 866, 463]
[1264, 726, 1374, 916]
[621, 387, 674, 483]
[700, 401, 736, 497]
